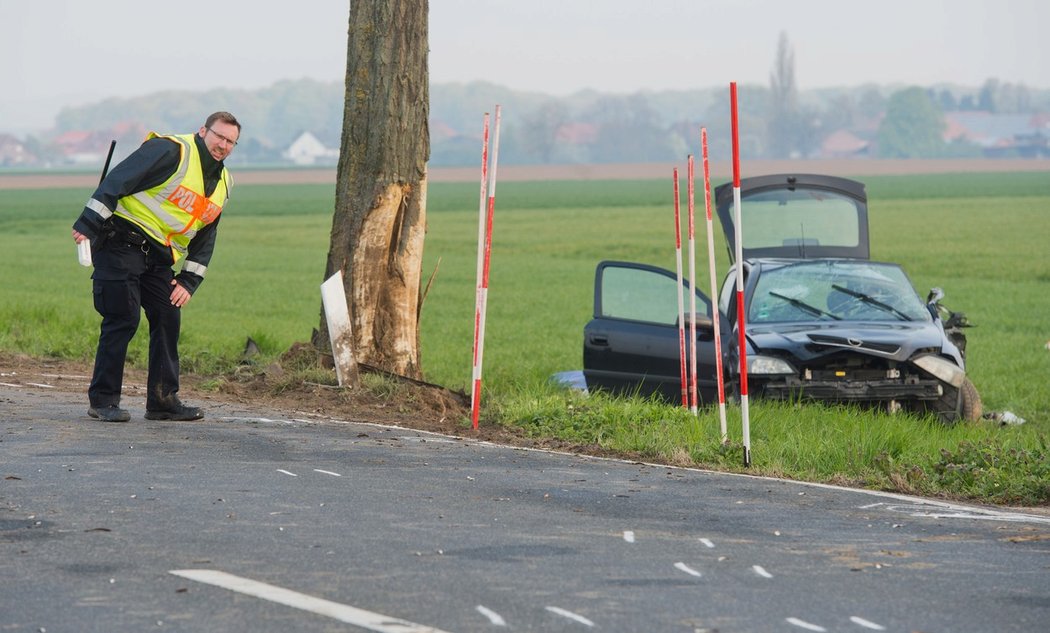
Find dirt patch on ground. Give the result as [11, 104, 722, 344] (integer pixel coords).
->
[0, 350, 599, 456]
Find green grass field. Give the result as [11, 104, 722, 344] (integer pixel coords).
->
[2, 171, 1048, 504]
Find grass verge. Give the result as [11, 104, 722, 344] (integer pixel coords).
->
[1, 172, 1048, 506]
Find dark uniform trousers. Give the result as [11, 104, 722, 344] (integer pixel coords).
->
[88, 229, 182, 411]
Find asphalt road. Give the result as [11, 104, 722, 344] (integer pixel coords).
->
[2, 382, 1049, 633]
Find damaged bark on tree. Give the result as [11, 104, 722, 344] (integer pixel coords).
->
[315, 0, 430, 382]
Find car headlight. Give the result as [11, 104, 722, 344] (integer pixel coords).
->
[912, 355, 965, 388]
[748, 355, 796, 375]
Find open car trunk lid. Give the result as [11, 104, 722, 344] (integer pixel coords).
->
[713, 173, 870, 262]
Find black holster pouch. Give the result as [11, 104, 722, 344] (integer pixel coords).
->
[95, 220, 117, 250]
[109, 217, 151, 252]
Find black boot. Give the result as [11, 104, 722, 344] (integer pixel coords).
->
[145, 400, 203, 421]
[88, 405, 131, 423]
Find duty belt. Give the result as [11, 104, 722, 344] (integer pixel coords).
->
[109, 220, 152, 253]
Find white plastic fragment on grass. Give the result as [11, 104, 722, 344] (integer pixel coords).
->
[999, 411, 1026, 425]
[984, 411, 1026, 426]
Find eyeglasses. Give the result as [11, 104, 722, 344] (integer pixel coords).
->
[207, 127, 239, 147]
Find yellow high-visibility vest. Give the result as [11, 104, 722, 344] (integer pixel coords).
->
[115, 132, 231, 263]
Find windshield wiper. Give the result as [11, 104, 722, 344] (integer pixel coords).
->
[769, 291, 841, 320]
[831, 284, 911, 321]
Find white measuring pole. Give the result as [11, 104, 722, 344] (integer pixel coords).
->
[687, 154, 699, 415]
[701, 128, 728, 441]
[672, 168, 688, 408]
[730, 82, 752, 466]
[470, 112, 490, 429]
[471, 105, 502, 430]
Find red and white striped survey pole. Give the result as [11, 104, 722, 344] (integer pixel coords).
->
[730, 83, 752, 466]
[687, 154, 699, 414]
[471, 105, 501, 430]
[701, 128, 728, 441]
[672, 168, 689, 408]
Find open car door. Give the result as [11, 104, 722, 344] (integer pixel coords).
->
[583, 260, 723, 404]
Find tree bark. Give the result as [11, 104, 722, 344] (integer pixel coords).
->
[317, 0, 430, 381]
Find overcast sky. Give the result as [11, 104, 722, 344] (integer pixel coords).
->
[2, 0, 1047, 134]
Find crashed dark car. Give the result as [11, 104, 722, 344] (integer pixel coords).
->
[583, 173, 981, 423]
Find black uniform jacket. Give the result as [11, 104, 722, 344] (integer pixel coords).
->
[72, 133, 226, 295]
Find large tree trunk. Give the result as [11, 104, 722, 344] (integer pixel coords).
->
[317, 0, 429, 381]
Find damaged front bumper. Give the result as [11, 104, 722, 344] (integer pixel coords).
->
[756, 375, 945, 402]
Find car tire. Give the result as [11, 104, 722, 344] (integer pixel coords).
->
[958, 377, 983, 422]
[928, 376, 982, 425]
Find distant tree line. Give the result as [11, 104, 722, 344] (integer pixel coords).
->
[15, 41, 1050, 168]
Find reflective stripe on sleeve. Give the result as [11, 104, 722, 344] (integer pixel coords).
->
[183, 261, 207, 277]
[86, 198, 113, 219]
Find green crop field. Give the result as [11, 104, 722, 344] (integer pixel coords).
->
[2, 170, 1049, 504]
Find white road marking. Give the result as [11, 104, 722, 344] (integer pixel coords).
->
[860, 500, 1050, 525]
[674, 562, 702, 577]
[313, 469, 342, 477]
[623, 530, 635, 543]
[26, 382, 54, 388]
[908, 508, 1038, 522]
[699, 538, 715, 548]
[397, 436, 459, 444]
[850, 615, 886, 630]
[858, 502, 884, 509]
[276, 469, 298, 477]
[0, 382, 21, 388]
[752, 565, 773, 578]
[545, 606, 594, 627]
[475, 605, 506, 626]
[169, 569, 453, 632]
[220, 416, 297, 425]
[786, 617, 827, 631]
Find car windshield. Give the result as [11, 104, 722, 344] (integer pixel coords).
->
[749, 260, 931, 323]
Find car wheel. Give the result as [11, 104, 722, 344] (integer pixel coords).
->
[958, 377, 983, 422]
[927, 377, 983, 424]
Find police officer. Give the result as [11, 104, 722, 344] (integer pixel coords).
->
[72, 112, 240, 422]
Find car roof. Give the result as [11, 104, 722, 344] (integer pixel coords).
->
[745, 256, 904, 270]
[713, 173, 870, 262]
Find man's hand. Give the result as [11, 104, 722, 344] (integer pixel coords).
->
[72, 229, 87, 243]
[170, 280, 192, 307]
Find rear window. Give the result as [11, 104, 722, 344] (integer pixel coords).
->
[741, 188, 861, 252]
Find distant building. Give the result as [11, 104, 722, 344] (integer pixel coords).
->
[943, 112, 1049, 157]
[283, 132, 339, 165]
[52, 121, 147, 166]
[52, 130, 100, 165]
[0, 134, 33, 166]
[819, 129, 870, 159]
